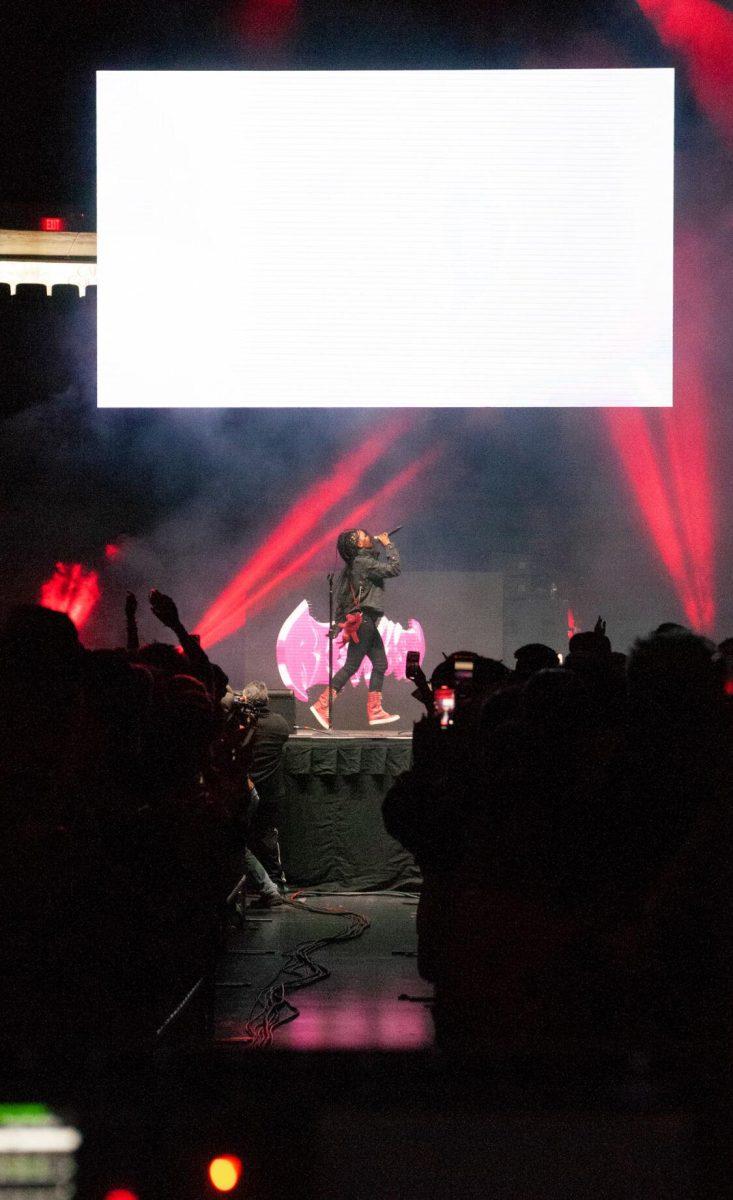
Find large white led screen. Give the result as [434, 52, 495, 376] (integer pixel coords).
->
[96, 69, 674, 407]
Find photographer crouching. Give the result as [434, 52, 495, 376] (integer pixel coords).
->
[219, 681, 290, 908]
[241, 681, 290, 903]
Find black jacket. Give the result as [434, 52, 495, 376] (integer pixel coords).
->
[336, 543, 401, 620]
[250, 708, 290, 805]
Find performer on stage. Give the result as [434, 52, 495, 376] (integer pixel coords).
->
[310, 528, 401, 729]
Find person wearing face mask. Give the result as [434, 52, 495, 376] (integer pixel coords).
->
[310, 528, 401, 729]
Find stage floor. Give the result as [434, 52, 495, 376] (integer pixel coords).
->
[216, 892, 433, 1051]
[290, 726, 412, 739]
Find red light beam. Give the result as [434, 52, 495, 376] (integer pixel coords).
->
[245, 445, 443, 620]
[39, 563, 101, 630]
[636, 0, 733, 145]
[604, 409, 702, 625]
[195, 415, 413, 646]
[199, 445, 442, 648]
[661, 368, 715, 631]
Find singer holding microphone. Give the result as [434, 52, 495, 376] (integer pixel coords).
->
[310, 528, 401, 729]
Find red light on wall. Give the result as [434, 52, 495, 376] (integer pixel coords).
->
[103, 1190, 139, 1200]
[39, 562, 101, 630]
[39, 216, 66, 232]
[208, 1155, 243, 1192]
[240, 0, 297, 46]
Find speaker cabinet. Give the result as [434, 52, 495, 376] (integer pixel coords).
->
[268, 689, 296, 732]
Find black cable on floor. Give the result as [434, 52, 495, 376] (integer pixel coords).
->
[295, 889, 419, 900]
[233, 898, 371, 1047]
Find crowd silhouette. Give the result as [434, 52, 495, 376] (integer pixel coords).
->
[1, 595, 731, 1083]
[384, 621, 733, 1071]
[0, 591, 256, 1068]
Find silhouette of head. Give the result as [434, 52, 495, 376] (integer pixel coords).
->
[514, 643, 560, 679]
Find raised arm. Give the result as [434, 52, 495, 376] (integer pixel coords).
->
[125, 591, 140, 653]
[366, 533, 401, 581]
[149, 589, 214, 694]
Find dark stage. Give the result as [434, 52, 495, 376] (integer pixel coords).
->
[281, 731, 419, 892]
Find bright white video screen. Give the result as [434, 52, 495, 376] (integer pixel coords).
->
[97, 69, 673, 407]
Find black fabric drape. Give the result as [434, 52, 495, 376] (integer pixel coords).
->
[280, 738, 420, 891]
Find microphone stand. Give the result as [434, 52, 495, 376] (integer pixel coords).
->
[327, 572, 334, 731]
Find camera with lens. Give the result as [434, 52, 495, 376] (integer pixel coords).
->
[215, 690, 261, 777]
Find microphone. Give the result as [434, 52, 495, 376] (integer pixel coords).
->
[387, 525, 403, 538]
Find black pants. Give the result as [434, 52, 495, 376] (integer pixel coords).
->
[247, 787, 286, 886]
[332, 608, 387, 693]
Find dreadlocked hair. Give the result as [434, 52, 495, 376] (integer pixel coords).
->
[335, 529, 360, 619]
[337, 530, 359, 563]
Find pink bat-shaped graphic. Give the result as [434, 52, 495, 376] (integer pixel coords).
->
[276, 599, 426, 703]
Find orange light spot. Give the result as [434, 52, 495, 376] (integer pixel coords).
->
[208, 1155, 243, 1193]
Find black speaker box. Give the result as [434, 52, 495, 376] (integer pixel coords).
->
[268, 689, 296, 732]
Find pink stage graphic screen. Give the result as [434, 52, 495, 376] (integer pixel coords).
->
[276, 600, 426, 702]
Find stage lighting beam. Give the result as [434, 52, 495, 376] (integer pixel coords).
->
[195, 415, 412, 646]
[635, 0, 733, 145]
[605, 409, 699, 623]
[38, 563, 101, 631]
[202, 445, 443, 645]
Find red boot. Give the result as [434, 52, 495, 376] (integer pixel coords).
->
[367, 691, 399, 725]
[310, 687, 337, 730]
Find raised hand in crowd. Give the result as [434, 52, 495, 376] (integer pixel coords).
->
[149, 588, 180, 630]
[149, 587, 214, 696]
[125, 590, 139, 652]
